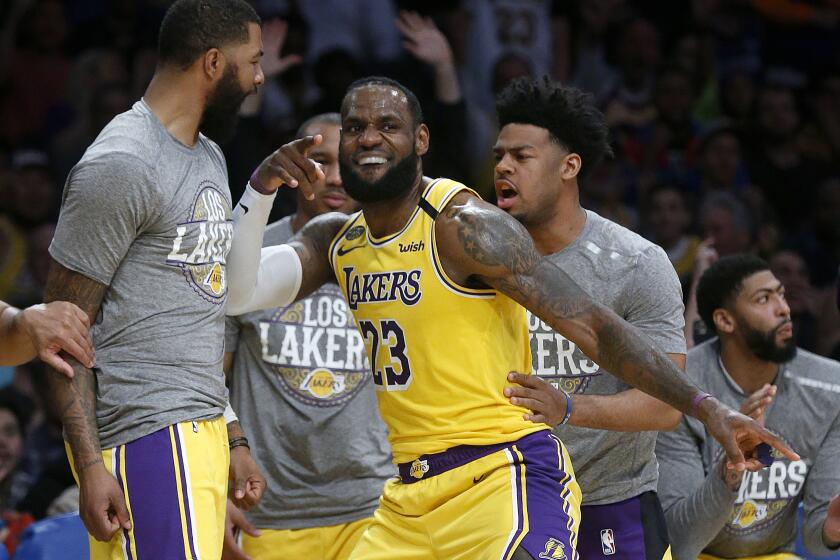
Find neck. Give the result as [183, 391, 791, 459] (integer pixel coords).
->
[143, 67, 205, 146]
[526, 182, 587, 255]
[719, 338, 780, 394]
[360, 175, 424, 238]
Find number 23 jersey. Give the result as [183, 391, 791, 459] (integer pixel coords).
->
[329, 178, 545, 464]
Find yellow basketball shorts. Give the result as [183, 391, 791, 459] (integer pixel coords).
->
[350, 429, 582, 560]
[68, 416, 229, 560]
[240, 516, 373, 560]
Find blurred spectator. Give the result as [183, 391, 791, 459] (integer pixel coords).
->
[770, 249, 820, 352]
[699, 191, 755, 257]
[0, 0, 72, 146]
[459, 0, 561, 112]
[642, 183, 701, 291]
[602, 16, 661, 130]
[51, 82, 132, 182]
[800, 69, 840, 163]
[8, 151, 58, 230]
[0, 217, 27, 305]
[0, 389, 29, 513]
[718, 67, 759, 129]
[745, 83, 830, 233]
[694, 124, 752, 195]
[566, 0, 626, 104]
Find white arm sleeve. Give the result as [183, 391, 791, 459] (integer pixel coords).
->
[226, 184, 303, 316]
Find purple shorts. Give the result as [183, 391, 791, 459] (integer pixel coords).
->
[576, 491, 670, 559]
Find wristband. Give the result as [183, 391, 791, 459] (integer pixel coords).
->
[691, 392, 712, 417]
[558, 391, 573, 426]
[229, 436, 250, 451]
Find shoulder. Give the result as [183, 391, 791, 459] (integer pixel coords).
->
[585, 210, 667, 263]
[685, 339, 722, 384]
[299, 211, 354, 246]
[198, 135, 228, 172]
[80, 104, 161, 172]
[786, 349, 840, 385]
[263, 216, 294, 246]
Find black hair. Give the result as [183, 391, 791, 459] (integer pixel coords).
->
[496, 76, 614, 178]
[342, 76, 424, 127]
[296, 112, 341, 139]
[158, 0, 260, 69]
[697, 254, 770, 332]
[0, 387, 30, 434]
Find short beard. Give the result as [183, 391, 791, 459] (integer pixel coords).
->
[742, 319, 797, 363]
[200, 64, 248, 144]
[339, 151, 419, 204]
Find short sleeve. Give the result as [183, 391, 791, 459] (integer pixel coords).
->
[49, 153, 160, 285]
[624, 246, 687, 355]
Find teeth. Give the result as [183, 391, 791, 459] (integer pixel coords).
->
[359, 157, 387, 165]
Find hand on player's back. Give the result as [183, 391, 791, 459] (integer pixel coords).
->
[504, 372, 569, 426]
[252, 135, 325, 199]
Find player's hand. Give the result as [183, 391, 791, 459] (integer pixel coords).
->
[739, 384, 776, 425]
[229, 446, 266, 510]
[396, 11, 454, 69]
[18, 301, 94, 377]
[253, 135, 325, 199]
[823, 494, 840, 549]
[260, 19, 303, 78]
[697, 396, 799, 472]
[222, 499, 260, 560]
[504, 372, 570, 426]
[78, 463, 132, 542]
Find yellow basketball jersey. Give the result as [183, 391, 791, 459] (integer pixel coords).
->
[329, 178, 548, 463]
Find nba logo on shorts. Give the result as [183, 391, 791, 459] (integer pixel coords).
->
[600, 529, 616, 555]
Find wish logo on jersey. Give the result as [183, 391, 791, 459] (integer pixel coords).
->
[725, 449, 808, 532]
[166, 181, 233, 303]
[341, 266, 422, 310]
[258, 286, 371, 407]
[528, 311, 600, 393]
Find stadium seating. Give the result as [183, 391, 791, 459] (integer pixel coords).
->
[13, 513, 88, 560]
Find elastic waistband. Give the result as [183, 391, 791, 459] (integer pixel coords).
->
[396, 430, 550, 484]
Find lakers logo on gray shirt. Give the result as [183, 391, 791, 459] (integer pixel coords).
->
[166, 181, 233, 303]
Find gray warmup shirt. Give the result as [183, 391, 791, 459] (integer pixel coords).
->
[530, 210, 686, 505]
[50, 100, 232, 448]
[226, 217, 392, 530]
[657, 340, 840, 559]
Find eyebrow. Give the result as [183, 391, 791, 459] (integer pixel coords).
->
[492, 143, 536, 152]
[749, 282, 783, 297]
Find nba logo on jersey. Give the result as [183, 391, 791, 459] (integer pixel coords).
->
[600, 528, 616, 555]
[409, 459, 429, 479]
[538, 538, 567, 559]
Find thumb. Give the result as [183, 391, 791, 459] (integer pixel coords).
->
[234, 476, 247, 500]
[112, 492, 132, 530]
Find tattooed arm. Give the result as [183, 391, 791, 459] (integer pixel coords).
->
[435, 192, 798, 469]
[43, 260, 131, 541]
[287, 212, 348, 298]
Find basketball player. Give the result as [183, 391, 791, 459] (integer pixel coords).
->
[656, 255, 840, 559]
[43, 1, 266, 558]
[223, 114, 392, 560]
[497, 78, 684, 559]
[226, 77, 797, 560]
[0, 299, 93, 376]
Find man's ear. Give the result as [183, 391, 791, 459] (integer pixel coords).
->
[203, 48, 225, 81]
[560, 153, 581, 181]
[713, 308, 736, 335]
[415, 123, 430, 156]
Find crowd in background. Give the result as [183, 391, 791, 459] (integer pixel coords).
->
[0, 0, 838, 547]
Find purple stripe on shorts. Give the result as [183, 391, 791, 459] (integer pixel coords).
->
[501, 449, 526, 560]
[514, 431, 579, 560]
[172, 425, 199, 560]
[123, 426, 188, 559]
[113, 446, 134, 560]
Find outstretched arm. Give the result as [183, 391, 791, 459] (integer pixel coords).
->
[43, 261, 132, 541]
[226, 135, 341, 316]
[435, 192, 798, 468]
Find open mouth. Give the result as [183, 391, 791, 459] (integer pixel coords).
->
[356, 155, 388, 166]
[495, 179, 519, 210]
[777, 322, 793, 338]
